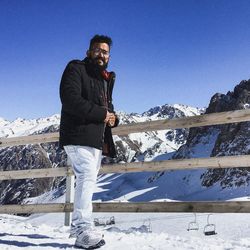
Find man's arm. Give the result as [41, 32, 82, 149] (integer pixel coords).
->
[60, 62, 107, 123]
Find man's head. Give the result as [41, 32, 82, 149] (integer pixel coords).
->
[87, 34, 112, 71]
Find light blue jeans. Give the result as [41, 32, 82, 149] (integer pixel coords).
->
[64, 145, 102, 232]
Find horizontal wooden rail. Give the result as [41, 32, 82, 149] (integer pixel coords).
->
[0, 167, 73, 180]
[1, 201, 250, 214]
[1, 109, 250, 147]
[114, 109, 250, 136]
[1, 155, 250, 180]
[100, 154, 250, 174]
[0, 133, 59, 148]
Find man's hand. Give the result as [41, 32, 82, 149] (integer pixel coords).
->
[104, 111, 116, 126]
[108, 113, 116, 127]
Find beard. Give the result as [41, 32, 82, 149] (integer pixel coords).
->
[90, 57, 108, 71]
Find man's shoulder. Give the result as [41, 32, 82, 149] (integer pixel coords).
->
[67, 59, 86, 68]
[63, 60, 87, 76]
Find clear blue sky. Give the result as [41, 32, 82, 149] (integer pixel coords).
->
[1, 0, 250, 120]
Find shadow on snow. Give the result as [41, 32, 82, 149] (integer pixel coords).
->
[0, 233, 72, 248]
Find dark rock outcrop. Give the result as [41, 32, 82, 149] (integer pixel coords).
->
[174, 79, 250, 189]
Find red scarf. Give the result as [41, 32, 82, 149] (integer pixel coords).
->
[101, 70, 111, 81]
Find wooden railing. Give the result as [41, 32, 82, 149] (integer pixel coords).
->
[1, 109, 250, 225]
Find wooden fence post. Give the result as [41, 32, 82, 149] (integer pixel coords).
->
[64, 161, 74, 226]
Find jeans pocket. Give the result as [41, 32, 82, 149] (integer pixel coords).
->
[64, 145, 82, 166]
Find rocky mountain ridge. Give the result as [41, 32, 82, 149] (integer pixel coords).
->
[174, 79, 250, 189]
[0, 104, 201, 204]
[1, 78, 250, 204]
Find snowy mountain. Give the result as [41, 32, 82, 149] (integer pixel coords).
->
[94, 80, 250, 201]
[173, 79, 250, 193]
[1, 77, 250, 206]
[113, 104, 203, 163]
[0, 103, 201, 205]
[109, 79, 250, 202]
[95, 79, 250, 203]
[0, 114, 60, 138]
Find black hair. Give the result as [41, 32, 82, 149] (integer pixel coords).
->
[89, 34, 113, 49]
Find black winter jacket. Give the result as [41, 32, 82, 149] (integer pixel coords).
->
[59, 58, 118, 157]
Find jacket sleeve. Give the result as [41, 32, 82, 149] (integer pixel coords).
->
[60, 62, 107, 123]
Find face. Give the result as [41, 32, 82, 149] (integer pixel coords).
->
[87, 43, 110, 70]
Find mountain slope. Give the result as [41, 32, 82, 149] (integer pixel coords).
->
[95, 79, 250, 202]
[0, 104, 201, 205]
[1, 76, 250, 205]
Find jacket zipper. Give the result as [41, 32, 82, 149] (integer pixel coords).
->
[102, 79, 108, 145]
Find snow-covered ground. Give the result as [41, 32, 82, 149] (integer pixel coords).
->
[1, 211, 250, 249]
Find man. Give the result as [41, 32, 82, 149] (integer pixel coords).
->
[59, 34, 118, 249]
